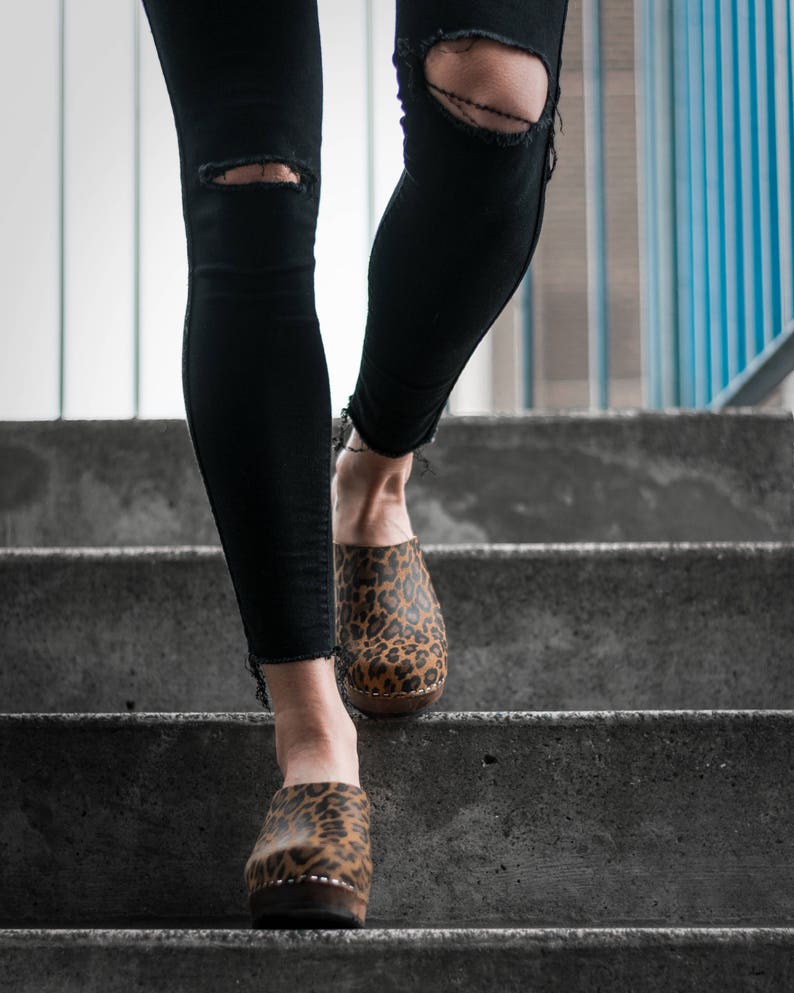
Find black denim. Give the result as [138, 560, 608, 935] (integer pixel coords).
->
[139, 0, 570, 708]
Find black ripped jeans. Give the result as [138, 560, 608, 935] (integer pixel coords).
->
[140, 0, 570, 706]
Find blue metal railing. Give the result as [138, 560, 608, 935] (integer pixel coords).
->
[638, 0, 794, 408]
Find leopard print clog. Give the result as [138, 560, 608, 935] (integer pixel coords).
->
[334, 536, 448, 716]
[244, 781, 372, 928]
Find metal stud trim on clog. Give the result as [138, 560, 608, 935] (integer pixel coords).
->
[249, 874, 358, 895]
[354, 676, 446, 698]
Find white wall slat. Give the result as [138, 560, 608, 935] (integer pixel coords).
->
[138, 0, 186, 418]
[63, 0, 135, 417]
[315, 0, 370, 416]
[371, 0, 404, 219]
[0, 0, 60, 419]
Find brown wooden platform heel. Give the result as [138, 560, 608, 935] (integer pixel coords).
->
[244, 781, 372, 929]
[334, 535, 448, 717]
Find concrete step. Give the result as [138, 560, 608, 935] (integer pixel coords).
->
[1, 712, 792, 928]
[1, 928, 793, 992]
[2, 411, 791, 546]
[2, 543, 793, 712]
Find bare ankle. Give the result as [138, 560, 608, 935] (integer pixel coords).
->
[276, 721, 359, 788]
[274, 700, 357, 747]
[332, 430, 415, 545]
[335, 428, 413, 489]
[261, 656, 355, 756]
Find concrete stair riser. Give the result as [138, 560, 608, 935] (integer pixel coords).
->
[1, 929, 793, 993]
[2, 544, 793, 712]
[1, 412, 792, 546]
[1, 713, 792, 927]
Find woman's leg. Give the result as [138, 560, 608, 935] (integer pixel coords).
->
[139, 0, 358, 787]
[333, 0, 570, 534]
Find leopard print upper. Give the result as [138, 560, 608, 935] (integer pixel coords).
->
[334, 536, 448, 699]
[244, 781, 372, 899]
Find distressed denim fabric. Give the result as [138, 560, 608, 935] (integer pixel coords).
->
[139, 0, 570, 706]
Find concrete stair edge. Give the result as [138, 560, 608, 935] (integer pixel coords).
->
[3, 708, 794, 723]
[1, 926, 793, 993]
[1, 924, 792, 946]
[3, 539, 794, 558]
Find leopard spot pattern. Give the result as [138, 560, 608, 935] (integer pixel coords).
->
[244, 781, 372, 899]
[334, 536, 448, 699]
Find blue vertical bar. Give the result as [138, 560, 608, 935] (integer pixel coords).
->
[702, 1, 727, 396]
[754, 2, 778, 347]
[762, 1, 781, 342]
[714, 2, 728, 390]
[582, 0, 609, 409]
[672, 0, 694, 406]
[735, 0, 758, 367]
[786, 3, 794, 317]
[720, 0, 740, 383]
[788, 0, 794, 314]
[729, 0, 747, 375]
[688, 1, 710, 404]
[747, 6, 765, 356]
[778, 0, 794, 326]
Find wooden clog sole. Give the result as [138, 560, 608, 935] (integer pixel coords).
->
[346, 680, 445, 717]
[250, 879, 367, 929]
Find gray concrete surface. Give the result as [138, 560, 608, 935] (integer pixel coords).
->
[2, 543, 793, 712]
[1, 411, 792, 546]
[1, 928, 792, 992]
[1, 712, 792, 927]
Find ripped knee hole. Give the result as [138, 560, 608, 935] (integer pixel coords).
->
[423, 36, 550, 133]
[207, 161, 301, 185]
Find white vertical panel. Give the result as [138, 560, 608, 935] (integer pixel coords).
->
[63, 0, 135, 417]
[371, 1, 404, 220]
[137, 0, 187, 418]
[316, 0, 369, 416]
[447, 335, 494, 414]
[0, 1, 60, 419]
